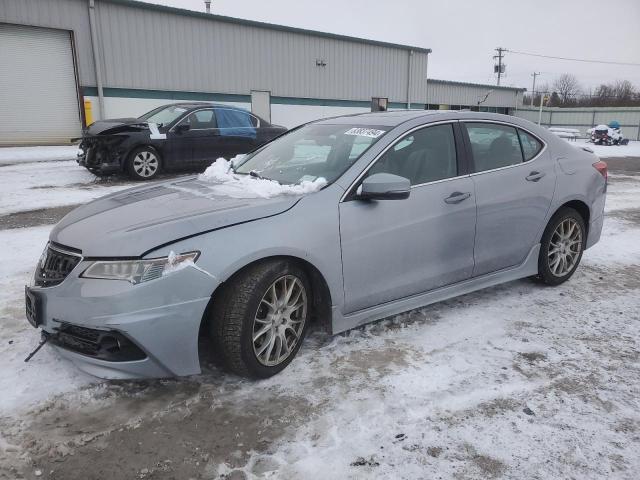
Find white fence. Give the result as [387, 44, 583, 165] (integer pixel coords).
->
[513, 107, 640, 140]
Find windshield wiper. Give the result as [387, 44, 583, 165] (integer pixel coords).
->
[249, 170, 267, 180]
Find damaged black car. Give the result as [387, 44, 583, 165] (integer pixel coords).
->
[76, 102, 287, 180]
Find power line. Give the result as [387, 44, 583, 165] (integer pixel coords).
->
[508, 50, 640, 67]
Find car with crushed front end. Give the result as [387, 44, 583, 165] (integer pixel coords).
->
[25, 110, 607, 379]
[75, 102, 287, 180]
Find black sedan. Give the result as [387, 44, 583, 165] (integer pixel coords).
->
[76, 102, 287, 180]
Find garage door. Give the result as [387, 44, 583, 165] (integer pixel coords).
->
[0, 24, 81, 145]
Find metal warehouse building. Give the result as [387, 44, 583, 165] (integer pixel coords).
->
[0, 0, 524, 145]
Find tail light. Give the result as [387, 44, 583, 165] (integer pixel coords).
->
[592, 160, 607, 181]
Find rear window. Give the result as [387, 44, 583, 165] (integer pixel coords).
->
[518, 129, 543, 161]
[465, 123, 523, 172]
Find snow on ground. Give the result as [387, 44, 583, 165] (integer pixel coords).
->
[0, 153, 639, 478]
[0, 226, 95, 415]
[0, 160, 130, 215]
[571, 138, 640, 158]
[0, 146, 80, 166]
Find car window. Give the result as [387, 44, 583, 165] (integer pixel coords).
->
[215, 108, 258, 137]
[465, 123, 523, 172]
[180, 109, 216, 129]
[518, 129, 543, 161]
[139, 105, 189, 126]
[235, 124, 389, 185]
[367, 124, 458, 186]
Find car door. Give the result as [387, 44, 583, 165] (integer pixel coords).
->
[463, 121, 555, 276]
[339, 122, 477, 313]
[166, 108, 219, 170]
[214, 108, 260, 158]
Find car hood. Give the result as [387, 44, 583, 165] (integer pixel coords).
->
[85, 118, 150, 136]
[50, 177, 300, 257]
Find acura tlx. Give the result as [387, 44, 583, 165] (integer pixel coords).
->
[25, 111, 606, 379]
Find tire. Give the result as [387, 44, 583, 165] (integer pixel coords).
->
[210, 260, 311, 378]
[126, 146, 161, 180]
[536, 207, 586, 286]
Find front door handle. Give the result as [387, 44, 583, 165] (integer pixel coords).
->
[444, 192, 471, 204]
[526, 171, 545, 182]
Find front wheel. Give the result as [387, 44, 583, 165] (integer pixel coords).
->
[537, 207, 586, 285]
[210, 260, 310, 378]
[126, 146, 161, 180]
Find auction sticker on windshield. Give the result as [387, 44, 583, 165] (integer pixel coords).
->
[344, 127, 386, 138]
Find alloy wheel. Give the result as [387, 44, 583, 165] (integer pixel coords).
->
[252, 275, 307, 366]
[548, 218, 583, 277]
[133, 151, 159, 178]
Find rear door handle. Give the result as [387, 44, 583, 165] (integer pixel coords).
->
[444, 192, 471, 204]
[526, 171, 545, 182]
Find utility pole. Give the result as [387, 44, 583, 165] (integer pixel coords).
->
[530, 72, 540, 107]
[538, 92, 547, 126]
[494, 47, 506, 86]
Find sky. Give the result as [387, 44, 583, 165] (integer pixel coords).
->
[149, 0, 640, 93]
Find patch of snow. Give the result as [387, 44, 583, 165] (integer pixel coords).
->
[0, 226, 95, 416]
[197, 158, 327, 199]
[568, 139, 640, 158]
[163, 251, 216, 279]
[0, 146, 80, 166]
[0, 160, 130, 215]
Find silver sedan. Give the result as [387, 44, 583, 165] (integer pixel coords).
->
[25, 111, 607, 379]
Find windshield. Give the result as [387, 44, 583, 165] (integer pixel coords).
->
[139, 105, 190, 126]
[235, 124, 389, 185]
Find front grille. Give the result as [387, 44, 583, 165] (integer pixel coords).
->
[34, 243, 82, 287]
[47, 323, 147, 362]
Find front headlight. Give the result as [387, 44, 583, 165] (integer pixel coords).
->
[80, 251, 199, 284]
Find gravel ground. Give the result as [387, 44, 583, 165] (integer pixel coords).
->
[0, 155, 639, 480]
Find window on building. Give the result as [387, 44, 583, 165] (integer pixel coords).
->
[465, 123, 523, 172]
[371, 97, 388, 112]
[367, 124, 458, 185]
[518, 129, 543, 161]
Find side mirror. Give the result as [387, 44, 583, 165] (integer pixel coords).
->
[356, 173, 411, 200]
[175, 123, 190, 134]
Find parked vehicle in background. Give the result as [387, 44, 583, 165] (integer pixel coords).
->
[75, 103, 287, 180]
[26, 111, 607, 380]
[587, 121, 629, 146]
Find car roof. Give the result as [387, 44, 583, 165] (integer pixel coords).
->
[314, 110, 524, 127]
[163, 102, 246, 110]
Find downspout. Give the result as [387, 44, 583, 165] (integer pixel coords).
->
[425, 51, 430, 109]
[406, 50, 413, 110]
[88, 0, 105, 119]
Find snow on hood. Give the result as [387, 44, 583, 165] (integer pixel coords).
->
[196, 157, 327, 199]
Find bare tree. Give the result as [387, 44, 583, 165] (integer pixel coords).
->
[613, 80, 635, 104]
[552, 74, 582, 105]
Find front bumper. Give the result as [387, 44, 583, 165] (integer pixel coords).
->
[29, 260, 219, 379]
[76, 139, 126, 174]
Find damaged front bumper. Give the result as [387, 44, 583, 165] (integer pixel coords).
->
[28, 258, 219, 379]
[76, 135, 127, 174]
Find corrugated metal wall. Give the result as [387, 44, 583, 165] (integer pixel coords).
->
[514, 107, 640, 140]
[92, 1, 428, 103]
[427, 80, 522, 108]
[0, 0, 430, 104]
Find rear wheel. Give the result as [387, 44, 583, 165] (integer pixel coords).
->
[210, 260, 310, 378]
[537, 207, 586, 285]
[127, 146, 161, 180]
